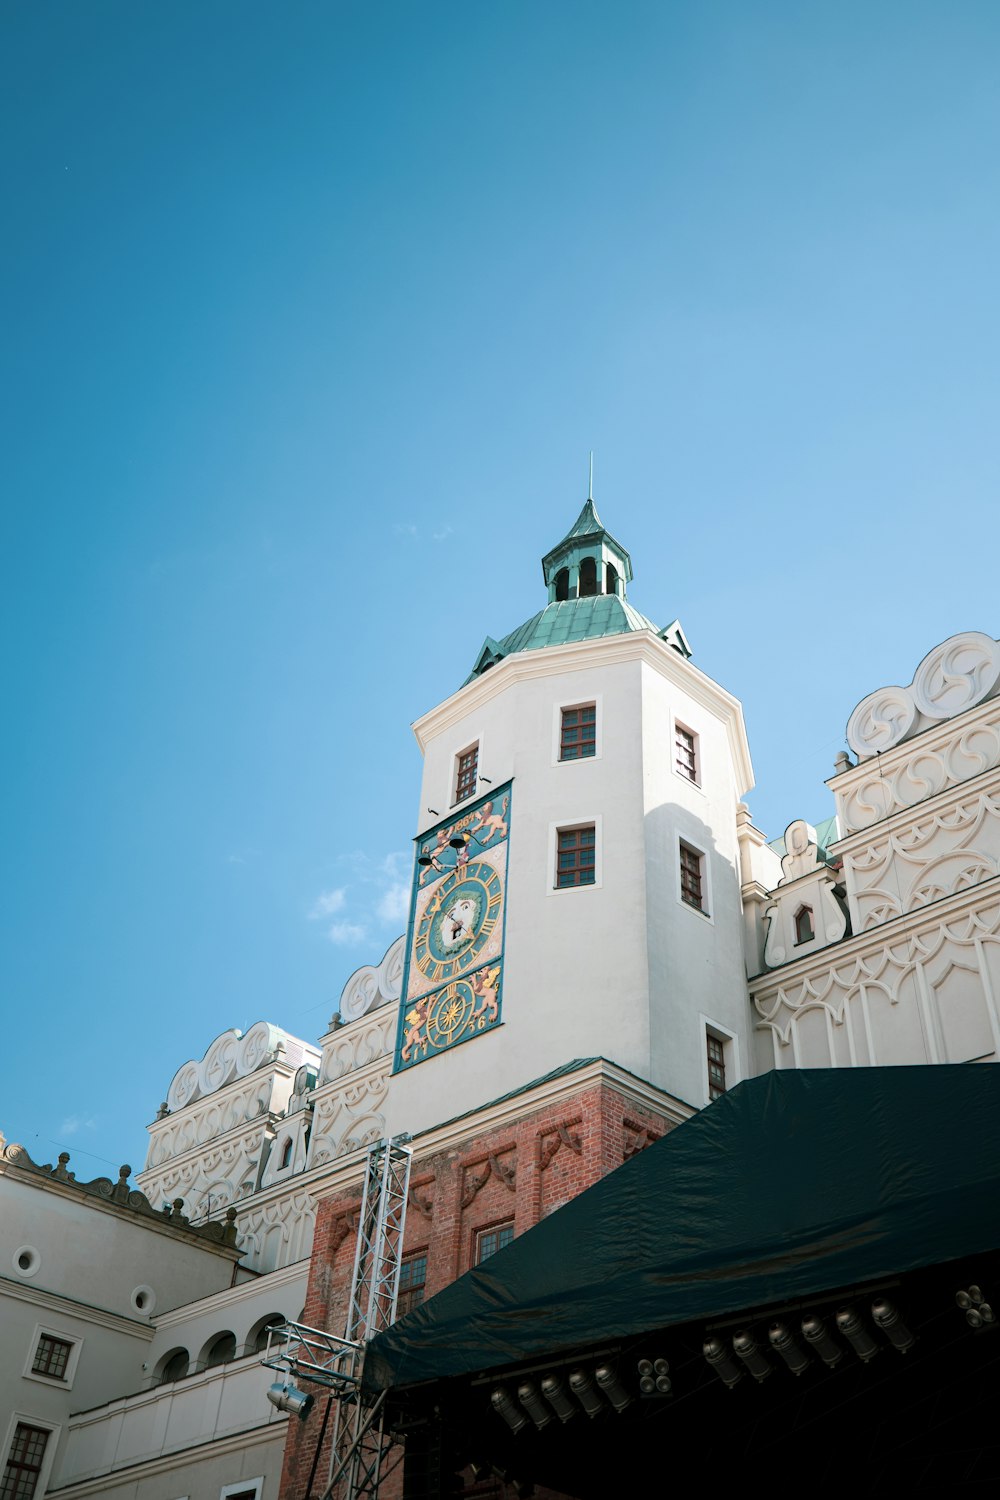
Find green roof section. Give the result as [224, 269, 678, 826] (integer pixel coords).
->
[464, 498, 690, 684]
[540, 497, 633, 586]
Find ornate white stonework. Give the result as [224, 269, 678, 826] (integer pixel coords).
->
[337, 934, 405, 1023]
[762, 820, 848, 969]
[164, 1023, 320, 1113]
[846, 632, 1000, 760]
[838, 785, 1000, 933]
[751, 890, 1000, 1070]
[834, 696, 1000, 834]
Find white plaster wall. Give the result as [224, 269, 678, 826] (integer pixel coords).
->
[386, 653, 653, 1137]
[0, 1177, 235, 1320]
[386, 635, 755, 1135]
[640, 661, 753, 1105]
[56, 1357, 287, 1489]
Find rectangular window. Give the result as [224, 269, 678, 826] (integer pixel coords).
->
[396, 1253, 427, 1318]
[560, 704, 596, 761]
[675, 724, 697, 782]
[679, 841, 706, 912]
[31, 1334, 73, 1382]
[707, 1033, 727, 1100]
[2, 1424, 49, 1500]
[454, 744, 479, 804]
[476, 1222, 514, 1264]
[556, 825, 596, 888]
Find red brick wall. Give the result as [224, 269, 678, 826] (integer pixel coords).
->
[278, 1079, 676, 1500]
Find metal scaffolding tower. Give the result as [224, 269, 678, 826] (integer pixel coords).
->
[263, 1135, 412, 1500]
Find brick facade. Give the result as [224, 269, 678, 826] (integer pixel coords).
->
[278, 1076, 678, 1500]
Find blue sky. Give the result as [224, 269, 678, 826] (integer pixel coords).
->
[3, 2, 999, 1177]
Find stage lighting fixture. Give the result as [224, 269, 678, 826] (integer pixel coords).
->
[266, 1381, 314, 1420]
[801, 1314, 843, 1368]
[768, 1322, 810, 1376]
[517, 1380, 553, 1431]
[836, 1307, 879, 1363]
[568, 1369, 605, 1418]
[491, 1385, 529, 1434]
[595, 1365, 632, 1413]
[703, 1336, 742, 1388]
[871, 1298, 916, 1353]
[733, 1329, 772, 1383]
[540, 1374, 577, 1423]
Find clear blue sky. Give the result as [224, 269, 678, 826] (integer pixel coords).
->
[3, 2, 999, 1177]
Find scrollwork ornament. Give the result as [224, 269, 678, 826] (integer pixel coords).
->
[911, 632, 1000, 720]
[846, 686, 917, 759]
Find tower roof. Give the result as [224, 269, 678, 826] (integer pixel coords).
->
[540, 497, 634, 586]
[465, 497, 690, 684]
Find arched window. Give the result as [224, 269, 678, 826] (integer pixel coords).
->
[280, 1137, 293, 1170]
[555, 568, 569, 601]
[157, 1348, 189, 1385]
[252, 1315, 287, 1354]
[605, 562, 618, 596]
[794, 906, 815, 944]
[579, 557, 597, 597]
[204, 1332, 237, 1368]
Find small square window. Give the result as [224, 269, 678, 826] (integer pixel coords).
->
[32, 1333, 73, 1381]
[476, 1222, 514, 1264]
[560, 704, 596, 761]
[707, 1033, 727, 1100]
[455, 744, 479, 804]
[679, 841, 706, 912]
[397, 1253, 427, 1317]
[556, 825, 596, 888]
[3, 1424, 49, 1499]
[675, 724, 698, 782]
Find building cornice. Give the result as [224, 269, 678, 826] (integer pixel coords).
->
[828, 695, 1000, 797]
[0, 1148, 240, 1258]
[304, 1059, 694, 1208]
[0, 1274, 154, 1341]
[411, 632, 754, 796]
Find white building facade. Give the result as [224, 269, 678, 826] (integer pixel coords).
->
[4, 503, 998, 1500]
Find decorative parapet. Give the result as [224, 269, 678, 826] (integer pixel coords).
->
[335, 934, 405, 1025]
[162, 1021, 320, 1115]
[845, 632, 1000, 764]
[0, 1139, 238, 1248]
[833, 694, 1000, 836]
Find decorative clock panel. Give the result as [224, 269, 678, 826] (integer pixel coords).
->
[395, 783, 512, 1071]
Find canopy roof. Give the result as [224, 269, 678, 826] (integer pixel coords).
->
[367, 1065, 1000, 1391]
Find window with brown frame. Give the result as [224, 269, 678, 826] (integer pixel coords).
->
[476, 1222, 514, 1264]
[675, 724, 697, 782]
[2, 1423, 49, 1500]
[454, 745, 479, 804]
[556, 825, 596, 888]
[794, 906, 815, 944]
[31, 1333, 73, 1381]
[559, 704, 596, 761]
[679, 841, 706, 912]
[396, 1253, 427, 1317]
[707, 1033, 727, 1100]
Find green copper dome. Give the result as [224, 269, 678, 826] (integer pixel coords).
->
[465, 499, 690, 684]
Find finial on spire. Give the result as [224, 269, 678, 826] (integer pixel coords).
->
[588, 451, 594, 501]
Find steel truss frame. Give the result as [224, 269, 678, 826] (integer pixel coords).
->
[263, 1136, 412, 1500]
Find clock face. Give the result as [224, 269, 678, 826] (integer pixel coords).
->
[413, 860, 504, 987]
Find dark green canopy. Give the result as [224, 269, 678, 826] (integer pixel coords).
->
[367, 1064, 1000, 1391]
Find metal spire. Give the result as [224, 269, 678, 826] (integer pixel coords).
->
[588, 451, 594, 501]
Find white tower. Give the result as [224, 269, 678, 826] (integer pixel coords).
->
[385, 499, 756, 1136]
